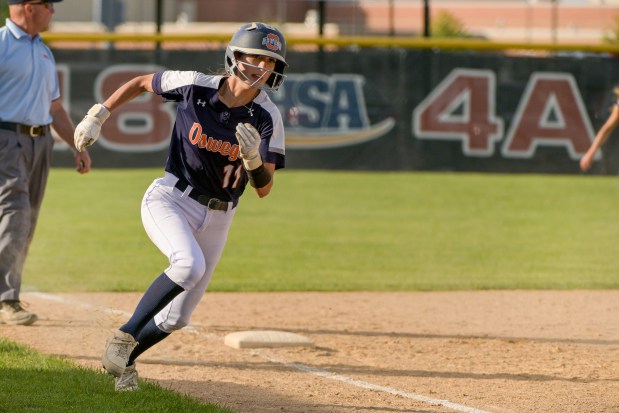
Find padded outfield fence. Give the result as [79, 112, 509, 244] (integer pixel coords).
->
[43, 33, 619, 175]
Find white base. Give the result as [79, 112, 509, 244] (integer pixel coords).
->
[224, 330, 315, 349]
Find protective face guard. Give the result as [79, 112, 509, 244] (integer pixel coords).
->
[226, 51, 286, 92]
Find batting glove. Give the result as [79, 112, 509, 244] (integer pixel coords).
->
[74, 103, 110, 152]
[236, 123, 262, 170]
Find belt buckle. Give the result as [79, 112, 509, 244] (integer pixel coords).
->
[29, 125, 41, 137]
[208, 198, 226, 211]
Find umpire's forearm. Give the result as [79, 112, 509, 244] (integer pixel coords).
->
[50, 98, 78, 150]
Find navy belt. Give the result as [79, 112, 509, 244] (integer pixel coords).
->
[0, 122, 50, 137]
[174, 179, 229, 212]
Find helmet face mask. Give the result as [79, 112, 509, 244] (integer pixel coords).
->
[228, 52, 284, 91]
[225, 22, 288, 92]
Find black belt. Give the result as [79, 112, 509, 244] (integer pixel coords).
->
[0, 122, 50, 137]
[174, 179, 229, 212]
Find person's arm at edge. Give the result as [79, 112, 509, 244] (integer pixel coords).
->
[580, 104, 619, 172]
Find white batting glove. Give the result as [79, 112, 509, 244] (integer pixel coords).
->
[74, 103, 110, 152]
[236, 123, 262, 170]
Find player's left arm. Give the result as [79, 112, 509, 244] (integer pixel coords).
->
[254, 162, 275, 197]
[236, 123, 276, 198]
[50, 98, 91, 174]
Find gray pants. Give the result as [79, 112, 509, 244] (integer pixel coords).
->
[0, 129, 53, 302]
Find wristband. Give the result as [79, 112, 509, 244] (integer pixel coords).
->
[88, 103, 111, 122]
[247, 164, 272, 188]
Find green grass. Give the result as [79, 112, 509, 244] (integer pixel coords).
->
[23, 168, 619, 292]
[9, 168, 619, 411]
[0, 338, 234, 413]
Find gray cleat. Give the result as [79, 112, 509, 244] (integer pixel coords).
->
[102, 329, 137, 377]
[115, 363, 139, 392]
[0, 301, 37, 326]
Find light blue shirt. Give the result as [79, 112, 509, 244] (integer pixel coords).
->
[0, 18, 59, 125]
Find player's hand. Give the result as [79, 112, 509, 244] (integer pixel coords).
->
[236, 122, 262, 170]
[580, 155, 592, 172]
[74, 104, 110, 152]
[580, 149, 595, 172]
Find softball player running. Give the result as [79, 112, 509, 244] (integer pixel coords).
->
[74, 22, 287, 391]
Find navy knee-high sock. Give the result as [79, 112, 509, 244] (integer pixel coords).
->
[127, 318, 170, 366]
[120, 273, 183, 337]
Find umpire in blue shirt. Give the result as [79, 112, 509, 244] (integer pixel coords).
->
[0, 0, 91, 325]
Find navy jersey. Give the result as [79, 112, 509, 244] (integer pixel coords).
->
[152, 71, 286, 206]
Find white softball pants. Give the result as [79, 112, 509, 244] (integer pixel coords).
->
[141, 172, 236, 333]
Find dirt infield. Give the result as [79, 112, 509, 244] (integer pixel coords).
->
[2, 291, 619, 413]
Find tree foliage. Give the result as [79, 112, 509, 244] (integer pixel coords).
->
[431, 10, 473, 39]
[603, 13, 619, 45]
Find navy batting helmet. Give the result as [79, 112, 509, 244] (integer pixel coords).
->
[225, 22, 288, 92]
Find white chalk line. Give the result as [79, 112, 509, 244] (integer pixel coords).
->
[28, 292, 494, 413]
[253, 349, 493, 413]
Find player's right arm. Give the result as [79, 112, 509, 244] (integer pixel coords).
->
[580, 104, 619, 172]
[74, 74, 155, 152]
[101, 74, 155, 112]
